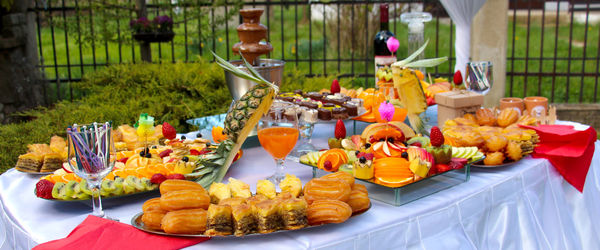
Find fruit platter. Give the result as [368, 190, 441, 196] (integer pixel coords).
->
[133, 173, 370, 237]
[33, 114, 243, 201]
[442, 107, 540, 167]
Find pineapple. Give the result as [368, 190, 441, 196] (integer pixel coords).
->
[190, 52, 278, 188]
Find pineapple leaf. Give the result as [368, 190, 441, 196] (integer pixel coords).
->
[404, 57, 448, 68]
[212, 51, 279, 93]
[393, 39, 430, 67]
[239, 52, 279, 93]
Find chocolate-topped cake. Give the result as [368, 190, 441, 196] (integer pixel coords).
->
[332, 107, 348, 120]
[305, 92, 323, 101]
[277, 96, 295, 103]
[322, 103, 335, 108]
[342, 103, 358, 116]
[317, 108, 332, 121]
[323, 96, 345, 105]
[300, 101, 318, 109]
[293, 89, 303, 95]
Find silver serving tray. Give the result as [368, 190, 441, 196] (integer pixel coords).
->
[131, 203, 371, 237]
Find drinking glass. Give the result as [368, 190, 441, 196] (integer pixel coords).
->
[289, 120, 316, 160]
[465, 61, 493, 95]
[257, 101, 299, 184]
[67, 122, 115, 218]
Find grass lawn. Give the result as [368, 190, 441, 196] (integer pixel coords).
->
[36, 6, 599, 103]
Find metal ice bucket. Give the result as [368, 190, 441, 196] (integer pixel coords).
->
[224, 59, 285, 100]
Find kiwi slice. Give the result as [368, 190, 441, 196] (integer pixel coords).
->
[79, 179, 93, 196]
[101, 179, 117, 193]
[64, 180, 78, 198]
[140, 177, 158, 191]
[111, 178, 125, 196]
[75, 192, 91, 200]
[125, 176, 145, 192]
[51, 182, 66, 199]
[122, 177, 136, 194]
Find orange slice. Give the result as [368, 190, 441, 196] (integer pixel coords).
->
[211, 126, 228, 143]
[317, 152, 342, 171]
[327, 148, 349, 164]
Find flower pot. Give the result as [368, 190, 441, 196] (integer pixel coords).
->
[133, 32, 175, 43]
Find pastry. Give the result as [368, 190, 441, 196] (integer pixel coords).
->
[301, 109, 318, 124]
[342, 103, 358, 116]
[299, 101, 318, 110]
[346, 188, 370, 214]
[305, 92, 323, 101]
[159, 190, 210, 211]
[306, 199, 352, 225]
[351, 183, 368, 195]
[218, 197, 246, 207]
[49, 136, 67, 159]
[205, 204, 233, 236]
[322, 103, 335, 108]
[256, 180, 276, 199]
[209, 182, 231, 204]
[294, 89, 303, 95]
[484, 152, 505, 165]
[303, 178, 351, 204]
[331, 107, 349, 120]
[279, 197, 308, 230]
[228, 177, 252, 199]
[159, 179, 207, 195]
[15, 153, 43, 172]
[279, 174, 302, 197]
[317, 108, 332, 121]
[161, 208, 207, 234]
[114, 142, 128, 152]
[254, 199, 282, 233]
[320, 171, 355, 186]
[142, 197, 165, 213]
[231, 203, 258, 236]
[142, 210, 167, 231]
[485, 135, 508, 152]
[245, 194, 268, 207]
[40, 153, 63, 172]
[27, 144, 53, 155]
[497, 108, 519, 128]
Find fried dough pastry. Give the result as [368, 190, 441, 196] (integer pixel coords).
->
[161, 208, 207, 234]
[320, 171, 355, 186]
[351, 183, 368, 195]
[306, 199, 352, 225]
[303, 178, 351, 204]
[159, 179, 207, 195]
[346, 189, 370, 214]
[159, 190, 210, 211]
[142, 210, 167, 231]
[485, 135, 508, 152]
[142, 197, 165, 213]
[484, 152, 505, 165]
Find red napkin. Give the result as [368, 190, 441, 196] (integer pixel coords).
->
[520, 124, 597, 192]
[34, 215, 209, 250]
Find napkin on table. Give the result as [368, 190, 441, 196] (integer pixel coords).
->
[520, 124, 597, 192]
[33, 215, 209, 250]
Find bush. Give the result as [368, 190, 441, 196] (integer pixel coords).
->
[0, 61, 352, 173]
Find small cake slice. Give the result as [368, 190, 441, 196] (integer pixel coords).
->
[279, 197, 308, 230]
[209, 182, 231, 204]
[253, 199, 282, 234]
[231, 203, 258, 236]
[256, 179, 276, 199]
[15, 153, 43, 172]
[205, 204, 233, 236]
[40, 153, 63, 172]
[279, 174, 302, 197]
[228, 177, 251, 199]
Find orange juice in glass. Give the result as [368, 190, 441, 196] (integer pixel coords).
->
[257, 101, 299, 184]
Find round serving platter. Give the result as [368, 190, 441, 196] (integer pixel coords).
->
[472, 160, 519, 168]
[16, 168, 53, 175]
[130, 203, 371, 238]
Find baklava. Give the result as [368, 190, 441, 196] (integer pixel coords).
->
[231, 203, 258, 236]
[254, 199, 282, 233]
[205, 204, 233, 236]
[279, 197, 308, 230]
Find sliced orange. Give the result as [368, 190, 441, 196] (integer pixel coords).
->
[317, 152, 342, 171]
[327, 148, 349, 163]
[211, 126, 228, 143]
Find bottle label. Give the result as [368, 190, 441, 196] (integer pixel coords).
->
[374, 55, 396, 85]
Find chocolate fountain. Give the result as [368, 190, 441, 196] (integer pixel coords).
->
[225, 9, 285, 101]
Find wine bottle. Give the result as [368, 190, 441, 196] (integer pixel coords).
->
[374, 4, 396, 86]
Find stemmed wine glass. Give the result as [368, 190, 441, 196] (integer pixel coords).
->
[257, 101, 299, 184]
[465, 61, 493, 95]
[67, 122, 115, 218]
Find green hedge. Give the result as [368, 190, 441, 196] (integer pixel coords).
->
[0, 61, 353, 174]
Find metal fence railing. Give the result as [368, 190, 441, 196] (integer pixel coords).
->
[31, 0, 599, 104]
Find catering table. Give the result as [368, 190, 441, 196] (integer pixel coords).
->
[1, 118, 599, 250]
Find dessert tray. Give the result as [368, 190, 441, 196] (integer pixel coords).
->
[35, 187, 158, 202]
[130, 204, 370, 238]
[16, 168, 53, 175]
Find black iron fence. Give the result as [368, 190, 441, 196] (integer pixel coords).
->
[31, 0, 600, 104]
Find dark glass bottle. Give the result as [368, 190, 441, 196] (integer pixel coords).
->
[374, 4, 396, 85]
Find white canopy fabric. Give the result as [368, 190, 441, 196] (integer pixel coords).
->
[439, 0, 488, 74]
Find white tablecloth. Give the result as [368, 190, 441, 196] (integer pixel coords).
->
[1, 121, 599, 250]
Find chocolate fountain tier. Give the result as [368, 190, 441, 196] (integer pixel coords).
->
[233, 8, 273, 65]
[225, 59, 284, 101]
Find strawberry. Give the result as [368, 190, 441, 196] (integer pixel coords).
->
[363, 153, 374, 161]
[158, 149, 173, 158]
[36, 180, 55, 199]
[166, 174, 186, 180]
[162, 122, 177, 140]
[430, 126, 444, 147]
[356, 152, 367, 159]
[334, 120, 346, 139]
[330, 79, 341, 94]
[426, 96, 435, 106]
[190, 149, 200, 155]
[435, 163, 451, 173]
[117, 157, 129, 164]
[150, 173, 167, 184]
[453, 70, 463, 85]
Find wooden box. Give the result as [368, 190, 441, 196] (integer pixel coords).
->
[435, 91, 484, 126]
